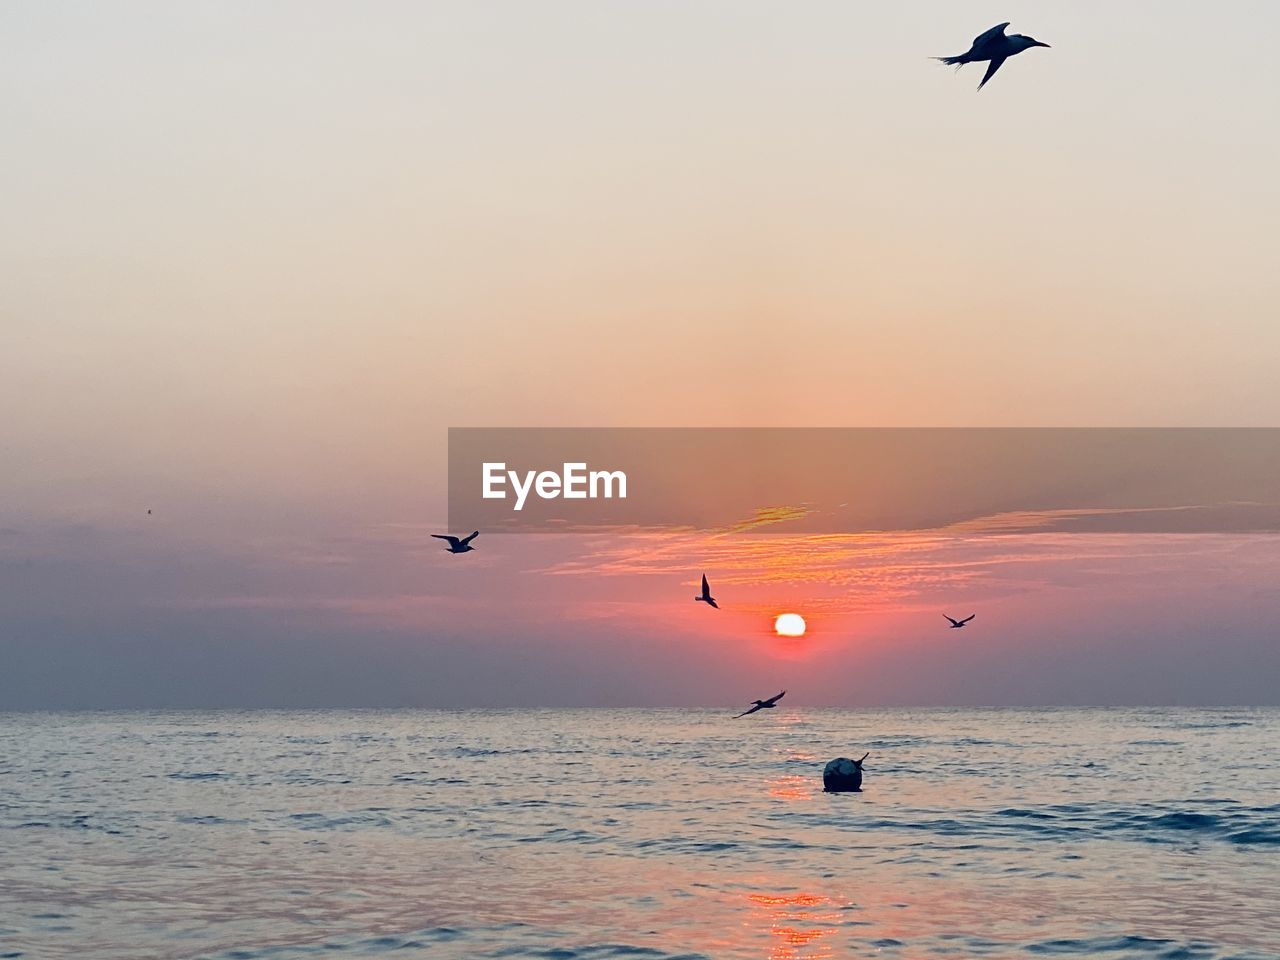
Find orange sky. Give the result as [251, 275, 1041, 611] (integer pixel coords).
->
[2, 2, 1279, 705]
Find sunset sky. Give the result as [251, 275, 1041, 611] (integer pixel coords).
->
[3, 2, 1279, 707]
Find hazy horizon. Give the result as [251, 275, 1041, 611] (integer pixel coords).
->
[6, 705, 1280, 713]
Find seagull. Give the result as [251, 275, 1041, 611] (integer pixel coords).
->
[944, 614, 976, 629]
[734, 690, 786, 719]
[694, 574, 719, 609]
[936, 23, 1050, 90]
[432, 531, 479, 554]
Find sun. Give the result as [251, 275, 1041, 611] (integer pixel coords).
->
[774, 613, 806, 638]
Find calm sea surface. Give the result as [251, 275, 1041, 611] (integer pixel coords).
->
[1, 708, 1277, 959]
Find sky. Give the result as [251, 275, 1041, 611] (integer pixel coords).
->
[2, 2, 1279, 708]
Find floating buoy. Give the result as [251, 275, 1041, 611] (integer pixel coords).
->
[823, 753, 869, 792]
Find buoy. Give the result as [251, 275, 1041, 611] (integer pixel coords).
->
[823, 753, 869, 792]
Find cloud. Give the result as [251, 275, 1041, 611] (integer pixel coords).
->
[938, 503, 1280, 535]
[530, 528, 1280, 620]
[719, 505, 814, 533]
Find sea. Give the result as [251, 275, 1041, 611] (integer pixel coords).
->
[1, 708, 1277, 960]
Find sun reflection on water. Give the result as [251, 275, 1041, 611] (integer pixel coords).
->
[747, 892, 840, 960]
[766, 775, 812, 801]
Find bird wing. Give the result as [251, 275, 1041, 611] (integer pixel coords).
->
[460, 531, 480, 546]
[701, 574, 710, 598]
[944, 614, 959, 626]
[973, 22, 1010, 47]
[977, 56, 1006, 90]
[764, 690, 786, 706]
[432, 534, 461, 546]
[960, 614, 976, 625]
[707, 598, 719, 609]
[733, 703, 763, 718]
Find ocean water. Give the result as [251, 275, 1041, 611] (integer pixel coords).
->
[1, 709, 1277, 960]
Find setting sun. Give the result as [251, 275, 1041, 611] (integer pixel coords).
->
[774, 613, 806, 637]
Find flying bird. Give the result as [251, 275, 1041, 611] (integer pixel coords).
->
[694, 574, 719, 609]
[936, 22, 1050, 90]
[432, 531, 479, 554]
[734, 690, 786, 718]
[945, 614, 976, 629]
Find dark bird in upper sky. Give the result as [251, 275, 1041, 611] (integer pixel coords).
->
[734, 690, 786, 718]
[694, 573, 719, 609]
[936, 22, 1050, 90]
[147, 509, 152, 515]
[945, 614, 976, 629]
[432, 531, 479, 554]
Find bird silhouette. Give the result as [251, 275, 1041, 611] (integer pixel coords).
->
[432, 531, 479, 554]
[936, 22, 1050, 90]
[944, 614, 976, 629]
[734, 690, 785, 718]
[694, 574, 719, 609]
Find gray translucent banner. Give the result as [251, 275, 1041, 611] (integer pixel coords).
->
[447, 428, 1280, 535]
